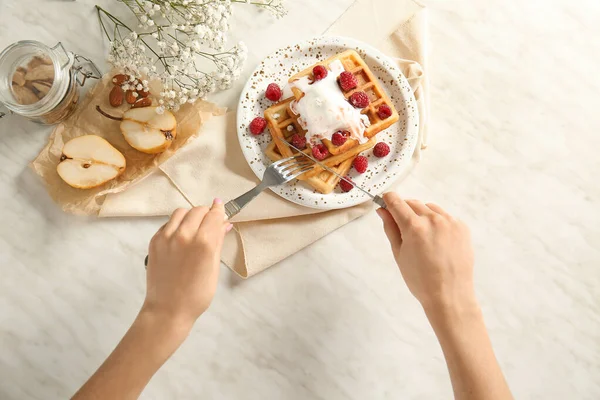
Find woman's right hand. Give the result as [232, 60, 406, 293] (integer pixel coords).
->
[377, 193, 477, 312]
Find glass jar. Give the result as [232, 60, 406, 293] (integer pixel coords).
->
[0, 41, 100, 125]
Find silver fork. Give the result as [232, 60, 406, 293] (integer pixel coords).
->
[224, 153, 314, 219]
[144, 154, 313, 267]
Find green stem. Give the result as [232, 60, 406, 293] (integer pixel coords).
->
[97, 5, 167, 68]
[96, 6, 112, 40]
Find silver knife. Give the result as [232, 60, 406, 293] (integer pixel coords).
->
[283, 141, 387, 209]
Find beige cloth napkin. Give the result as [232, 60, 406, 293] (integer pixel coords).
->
[100, 0, 430, 278]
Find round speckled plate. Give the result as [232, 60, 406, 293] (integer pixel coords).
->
[236, 36, 419, 210]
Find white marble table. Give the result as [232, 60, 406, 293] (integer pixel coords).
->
[1, 0, 599, 399]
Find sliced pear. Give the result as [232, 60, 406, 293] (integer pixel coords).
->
[96, 106, 177, 154]
[57, 135, 126, 189]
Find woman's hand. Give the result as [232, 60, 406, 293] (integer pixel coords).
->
[377, 193, 476, 312]
[144, 199, 233, 328]
[378, 193, 513, 400]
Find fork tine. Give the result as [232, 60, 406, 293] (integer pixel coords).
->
[284, 166, 315, 181]
[271, 153, 305, 167]
[277, 160, 313, 174]
[280, 156, 308, 170]
[277, 158, 314, 174]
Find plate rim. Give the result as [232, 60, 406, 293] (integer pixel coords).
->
[236, 35, 419, 210]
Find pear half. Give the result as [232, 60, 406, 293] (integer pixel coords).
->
[96, 106, 177, 154]
[57, 135, 126, 189]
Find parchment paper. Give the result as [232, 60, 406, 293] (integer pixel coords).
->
[30, 73, 225, 215]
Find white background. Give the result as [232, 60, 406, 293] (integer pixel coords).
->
[1, 0, 599, 399]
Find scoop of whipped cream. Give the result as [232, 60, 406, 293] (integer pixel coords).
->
[290, 60, 370, 145]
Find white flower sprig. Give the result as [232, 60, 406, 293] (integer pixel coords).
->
[96, 0, 286, 113]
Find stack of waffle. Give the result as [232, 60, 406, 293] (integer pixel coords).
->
[264, 50, 399, 194]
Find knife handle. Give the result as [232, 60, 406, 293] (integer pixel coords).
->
[373, 195, 387, 209]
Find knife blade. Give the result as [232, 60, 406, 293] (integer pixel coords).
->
[283, 140, 387, 209]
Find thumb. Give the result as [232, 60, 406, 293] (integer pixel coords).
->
[377, 208, 403, 247]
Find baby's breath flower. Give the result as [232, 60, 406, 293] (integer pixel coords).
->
[97, 0, 285, 112]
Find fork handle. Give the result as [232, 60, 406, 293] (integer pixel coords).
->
[224, 182, 267, 219]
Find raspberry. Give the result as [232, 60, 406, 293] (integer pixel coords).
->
[338, 71, 358, 92]
[373, 142, 390, 157]
[349, 91, 370, 108]
[339, 177, 354, 192]
[313, 65, 328, 81]
[265, 83, 282, 102]
[290, 134, 306, 150]
[377, 104, 393, 119]
[331, 131, 349, 146]
[311, 143, 329, 161]
[249, 117, 267, 135]
[353, 156, 368, 173]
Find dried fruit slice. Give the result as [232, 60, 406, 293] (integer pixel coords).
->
[12, 67, 26, 86]
[96, 106, 177, 154]
[57, 135, 126, 189]
[27, 55, 52, 70]
[12, 84, 39, 105]
[24, 64, 54, 81]
[32, 81, 52, 97]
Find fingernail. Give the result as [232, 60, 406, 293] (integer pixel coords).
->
[214, 198, 223, 205]
[226, 223, 234, 232]
[376, 208, 383, 219]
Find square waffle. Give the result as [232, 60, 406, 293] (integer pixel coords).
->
[264, 97, 376, 180]
[264, 97, 305, 160]
[288, 49, 399, 155]
[264, 141, 354, 194]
